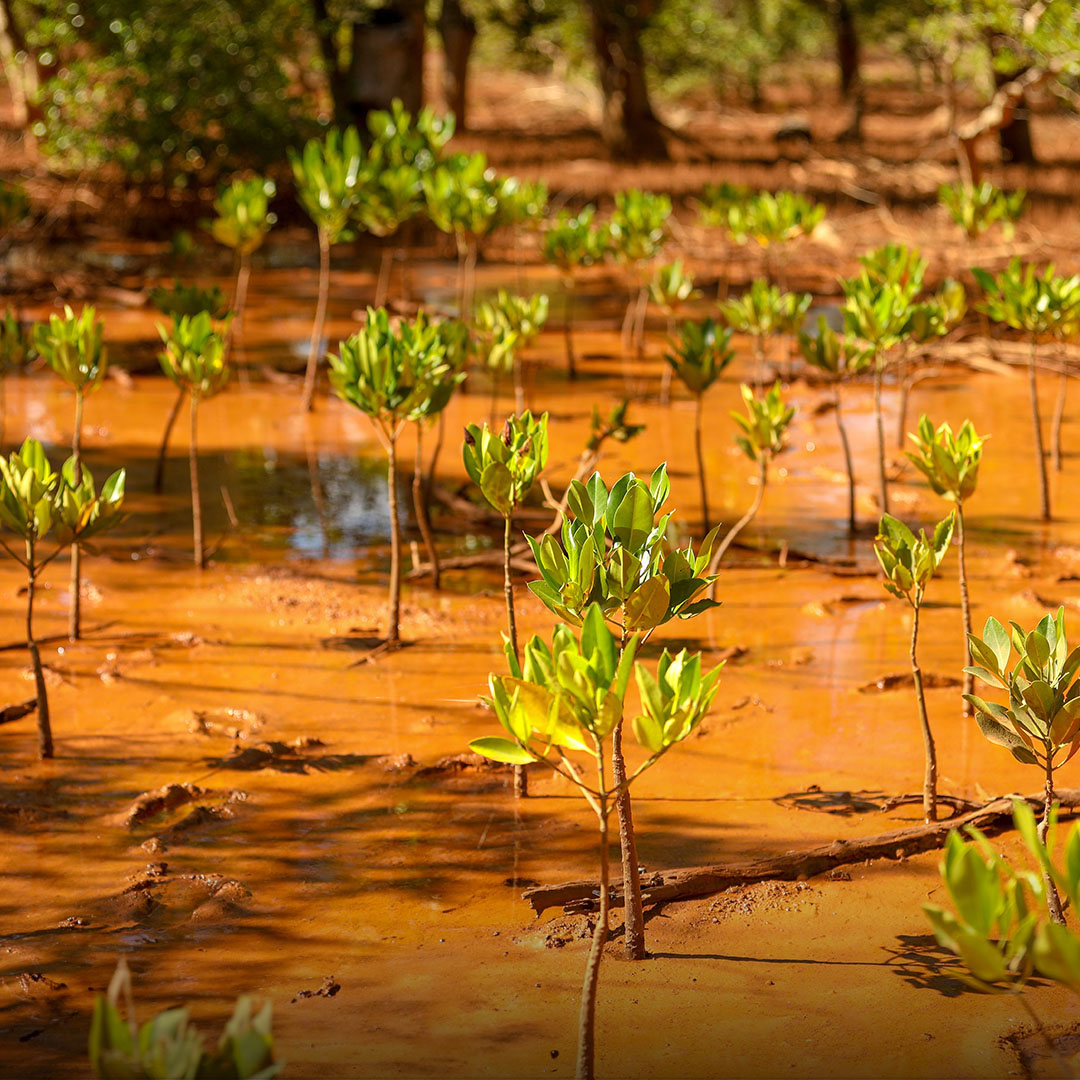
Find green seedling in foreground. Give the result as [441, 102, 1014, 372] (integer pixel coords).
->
[0, 438, 124, 759]
[964, 608, 1080, 924]
[923, 800, 1080, 1047]
[329, 308, 449, 649]
[707, 381, 795, 580]
[290, 127, 367, 412]
[34, 304, 108, 641]
[89, 958, 280, 1079]
[665, 317, 734, 529]
[158, 311, 230, 568]
[798, 316, 872, 533]
[907, 416, 984, 713]
[874, 511, 954, 823]
[528, 462, 720, 962]
[470, 605, 722, 1080]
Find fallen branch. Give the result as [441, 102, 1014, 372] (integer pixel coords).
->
[0, 698, 36, 726]
[521, 788, 1080, 916]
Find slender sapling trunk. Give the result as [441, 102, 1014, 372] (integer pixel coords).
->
[709, 457, 768, 589]
[413, 423, 440, 589]
[189, 393, 204, 568]
[26, 538, 52, 760]
[564, 279, 577, 379]
[231, 249, 252, 386]
[375, 246, 393, 310]
[660, 315, 674, 405]
[909, 599, 937, 823]
[873, 360, 889, 514]
[834, 388, 856, 533]
[694, 393, 709, 530]
[386, 428, 402, 645]
[154, 385, 185, 494]
[753, 334, 765, 392]
[1039, 753, 1067, 925]
[503, 513, 526, 798]
[69, 387, 83, 641]
[611, 719, 645, 960]
[957, 502, 973, 716]
[424, 412, 445, 510]
[1029, 334, 1051, 520]
[576, 801, 610, 1080]
[302, 226, 331, 413]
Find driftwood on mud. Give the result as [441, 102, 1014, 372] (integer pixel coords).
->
[521, 788, 1080, 916]
[0, 698, 37, 726]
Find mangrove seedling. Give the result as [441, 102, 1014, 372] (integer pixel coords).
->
[720, 280, 811, 389]
[470, 605, 722, 1079]
[651, 260, 701, 403]
[89, 958, 280, 1079]
[290, 127, 366, 412]
[463, 410, 549, 664]
[665, 317, 734, 529]
[609, 189, 671, 355]
[209, 175, 276, 339]
[474, 290, 549, 412]
[158, 312, 230, 568]
[34, 304, 107, 641]
[924, 801, 1080, 1009]
[939, 182, 1025, 241]
[541, 205, 610, 378]
[696, 183, 749, 300]
[798, 316, 872, 533]
[708, 381, 795, 577]
[964, 608, 1080, 924]
[528, 463, 721, 960]
[726, 190, 825, 284]
[329, 308, 448, 649]
[148, 285, 231, 495]
[464, 411, 550, 796]
[874, 511, 955, 822]
[907, 416, 984, 713]
[0, 438, 124, 759]
[973, 259, 1078, 520]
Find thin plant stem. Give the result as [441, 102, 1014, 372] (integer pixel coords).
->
[610, 718, 645, 961]
[68, 386, 83, 642]
[424, 411, 445, 510]
[301, 226, 331, 413]
[189, 393, 203, 569]
[154, 384, 185, 494]
[957, 501, 973, 716]
[834, 388, 856, 533]
[874, 359, 889, 515]
[910, 598, 937, 823]
[375, 246, 393, 309]
[753, 334, 765, 392]
[660, 314, 674, 405]
[386, 427, 402, 645]
[575, 793, 609, 1080]
[26, 535, 51, 760]
[1039, 752, 1067, 925]
[1029, 333, 1051, 520]
[694, 392, 709, 530]
[413, 423, 440, 590]
[503, 512, 526, 799]
[709, 456, 768, 590]
[231, 248, 252, 388]
[564, 278, 577, 379]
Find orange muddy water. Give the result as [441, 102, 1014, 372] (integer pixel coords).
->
[2, 250, 1080, 1079]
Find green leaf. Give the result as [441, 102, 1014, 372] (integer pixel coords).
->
[624, 575, 671, 633]
[610, 481, 654, 552]
[479, 460, 514, 516]
[468, 737, 533, 765]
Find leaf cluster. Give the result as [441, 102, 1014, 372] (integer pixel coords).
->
[731, 381, 794, 462]
[608, 189, 671, 264]
[940, 182, 1025, 240]
[665, 317, 734, 395]
[541, 205, 611, 273]
[0, 308, 35, 371]
[873, 511, 954, 605]
[973, 259, 1080, 338]
[724, 190, 824, 248]
[906, 414, 984, 503]
[157, 312, 230, 399]
[210, 175, 276, 254]
[721, 279, 811, 337]
[650, 260, 700, 314]
[149, 282, 230, 322]
[797, 315, 873, 380]
[462, 410, 549, 518]
[33, 305, 108, 393]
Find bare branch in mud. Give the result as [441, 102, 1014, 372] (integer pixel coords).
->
[521, 789, 1080, 916]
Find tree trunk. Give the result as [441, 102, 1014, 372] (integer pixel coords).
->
[576, 806, 610, 1080]
[346, 1, 425, 125]
[26, 544, 51, 760]
[189, 394, 203, 568]
[834, 0, 860, 99]
[993, 67, 1036, 165]
[957, 502, 973, 717]
[910, 602, 937, 823]
[610, 719, 646, 960]
[154, 385, 185, 494]
[413, 423, 440, 589]
[302, 227, 331, 413]
[1039, 755, 1066, 925]
[586, 0, 668, 160]
[386, 432, 402, 645]
[438, 0, 475, 129]
[309, 0, 350, 125]
[1028, 335, 1051, 520]
[69, 388, 83, 642]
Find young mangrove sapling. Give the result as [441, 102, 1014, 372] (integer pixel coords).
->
[874, 511, 955, 822]
[964, 608, 1080, 924]
[33, 304, 107, 640]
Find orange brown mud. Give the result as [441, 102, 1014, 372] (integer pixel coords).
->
[6, 71, 1080, 1068]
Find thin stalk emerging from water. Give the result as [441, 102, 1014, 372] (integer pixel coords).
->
[413, 423, 440, 590]
[909, 598, 936, 823]
[873, 360, 889, 515]
[1052, 370, 1067, 473]
[576, 798, 609, 1080]
[26, 534, 51, 760]
[153, 385, 185, 494]
[709, 456, 768, 591]
[694, 393, 709, 530]
[302, 226, 331, 413]
[189, 393, 203, 569]
[1029, 333, 1051, 520]
[503, 512, 526, 798]
[1039, 752, 1067, 925]
[68, 386, 83, 641]
[834, 388, 856, 533]
[957, 501, 973, 716]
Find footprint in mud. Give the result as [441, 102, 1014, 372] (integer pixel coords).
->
[204, 738, 386, 774]
[858, 671, 961, 693]
[91, 865, 254, 927]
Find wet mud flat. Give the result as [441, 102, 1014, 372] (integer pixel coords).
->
[4, 279, 1080, 1076]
